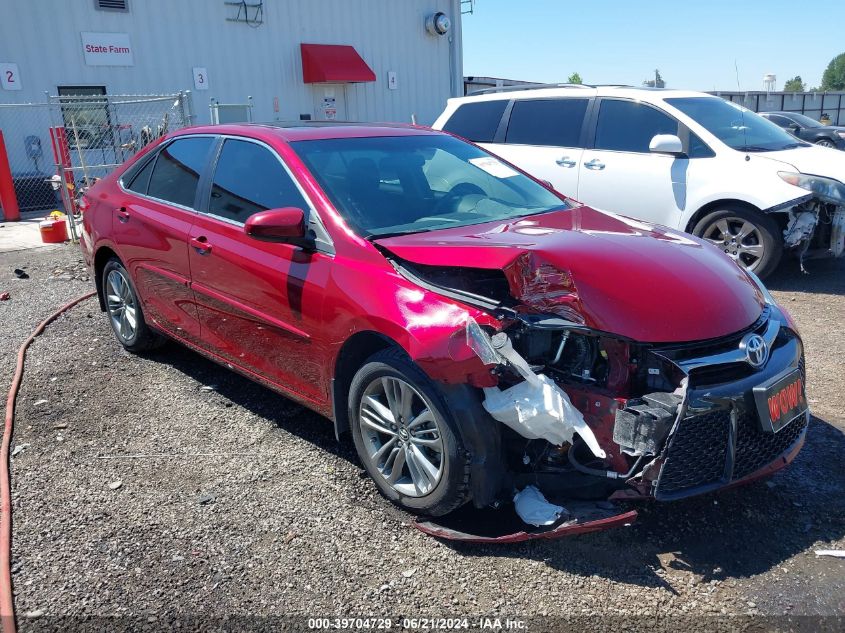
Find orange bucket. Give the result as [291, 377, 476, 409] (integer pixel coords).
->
[39, 214, 68, 244]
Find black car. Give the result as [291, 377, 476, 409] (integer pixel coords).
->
[760, 111, 845, 149]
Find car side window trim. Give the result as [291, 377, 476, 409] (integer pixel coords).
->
[197, 134, 335, 255]
[491, 99, 515, 143]
[117, 134, 218, 213]
[585, 97, 682, 155]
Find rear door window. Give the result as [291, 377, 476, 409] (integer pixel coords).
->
[146, 137, 214, 208]
[208, 139, 308, 223]
[594, 99, 678, 153]
[505, 98, 588, 147]
[442, 100, 508, 142]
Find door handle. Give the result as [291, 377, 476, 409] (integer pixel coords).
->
[116, 207, 130, 223]
[584, 159, 606, 170]
[190, 235, 212, 255]
[555, 156, 577, 168]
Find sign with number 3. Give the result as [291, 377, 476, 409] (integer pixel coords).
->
[192, 67, 208, 91]
[0, 63, 21, 91]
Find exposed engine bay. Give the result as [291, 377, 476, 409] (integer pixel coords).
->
[781, 199, 845, 272]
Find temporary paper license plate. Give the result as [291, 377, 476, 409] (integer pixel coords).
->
[752, 368, 808, 433]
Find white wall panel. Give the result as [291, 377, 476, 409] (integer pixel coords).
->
[0, 0, 462, 125]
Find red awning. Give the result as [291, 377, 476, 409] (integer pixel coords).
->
[300, 43, 376, 84]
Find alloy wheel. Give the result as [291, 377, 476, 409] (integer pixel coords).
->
[701, 216, 766, 272]
[358, 376, 445, 497]
[106, 269, 138, 342]
[816, 139, 836, 148]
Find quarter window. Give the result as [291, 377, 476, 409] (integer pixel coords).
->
[208, 139, 308, 223]
[594, 100, 678, 153]
[125, 154, 156, 194]
[146, 137, 213, 208]
[442, 100, 508, 142]
[505, 98, 588, 147]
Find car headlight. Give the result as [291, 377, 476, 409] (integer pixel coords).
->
[837, 131, 845, 140]
[746, 268, 799, 332]
[778, 171, 845, 205]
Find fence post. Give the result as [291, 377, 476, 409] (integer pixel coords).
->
[0, 130, 21, 222]
[179, 90, 195, 125]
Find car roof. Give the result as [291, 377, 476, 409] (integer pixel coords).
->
[172, 121, 439, 142]
[450, 85, 718, 104]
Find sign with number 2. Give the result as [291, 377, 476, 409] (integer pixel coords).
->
[0, 63, 21, 91]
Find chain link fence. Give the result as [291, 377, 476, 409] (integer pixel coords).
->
[0, 91, 194, 221]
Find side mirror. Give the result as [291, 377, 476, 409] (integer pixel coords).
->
[244, 207, 314, 249]
[790, 124, 801, 134]
[649, 134, 684, 155]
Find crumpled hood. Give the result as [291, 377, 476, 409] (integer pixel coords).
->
[375, 206, 765, 343]
[756, 145, 845, 182]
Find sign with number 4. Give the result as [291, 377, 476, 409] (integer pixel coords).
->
[192, 67, 208, 91]
[0, 63, 21, 91]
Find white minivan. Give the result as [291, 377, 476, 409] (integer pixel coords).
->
[433, 86, 845, 277]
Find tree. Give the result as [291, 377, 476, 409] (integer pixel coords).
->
[821, 52, 845, 91]
[567, 72, 582, 85]
[783, 76, 805, 92]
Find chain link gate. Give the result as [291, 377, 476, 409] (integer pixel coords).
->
[0, 91, 195, 233]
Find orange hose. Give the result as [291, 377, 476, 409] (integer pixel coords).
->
[1, 291, 96, 633]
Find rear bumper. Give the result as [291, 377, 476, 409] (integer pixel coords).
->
[651, 331, 807, 501]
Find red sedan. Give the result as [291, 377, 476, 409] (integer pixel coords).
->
[79, 123, 809, 538]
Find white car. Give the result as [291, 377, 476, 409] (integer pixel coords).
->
[433, 85, 845, 277]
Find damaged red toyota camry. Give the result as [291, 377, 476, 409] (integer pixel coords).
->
[80, 123, 809, 540]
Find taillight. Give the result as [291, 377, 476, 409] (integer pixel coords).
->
[77, 195, 91, 213]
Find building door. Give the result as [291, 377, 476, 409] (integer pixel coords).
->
[312, 85, 347, 121]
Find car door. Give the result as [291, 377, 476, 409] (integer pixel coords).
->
[112, 136, 215, 345]
[577, 98, 690, 228]
[188, 136, 332, 404]
[484, 98, 589, 199]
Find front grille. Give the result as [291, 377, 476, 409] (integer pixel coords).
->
[732, 411, 807, 480]
[656, 410, 730, 495]
[655, 406, 808, 499]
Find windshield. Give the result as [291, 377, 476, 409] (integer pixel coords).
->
[785, 112, 823, 128]
[665, 97, 808, 152]
[290, 134, 568, 238]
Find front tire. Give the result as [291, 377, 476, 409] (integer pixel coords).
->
[102, 258, 163, 353]
[815, 138, 836, 148]
[692, 206, 782, 279]
[348, 348, 471, 516]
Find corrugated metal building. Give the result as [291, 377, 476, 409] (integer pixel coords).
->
[0, 0, 464, 125]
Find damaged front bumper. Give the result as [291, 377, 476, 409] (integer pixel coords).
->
[777, 193, 845, 270]
[645, 317, 808, 501]
[422, 304, 809, 540]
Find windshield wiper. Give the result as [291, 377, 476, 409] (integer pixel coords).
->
[366, 228, 426, 241]
[737, 145, 775, 152]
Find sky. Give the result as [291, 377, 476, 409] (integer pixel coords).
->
[461, 0, 844, 92]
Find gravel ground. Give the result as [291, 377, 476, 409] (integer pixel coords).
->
[1, 246, 843, 632]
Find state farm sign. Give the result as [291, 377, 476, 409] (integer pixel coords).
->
[81, 32, 134, 66]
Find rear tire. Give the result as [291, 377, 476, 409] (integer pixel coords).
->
[102, 258, 164, 353]
[692, 206, 782, 279]
[348, 348, 471, 516]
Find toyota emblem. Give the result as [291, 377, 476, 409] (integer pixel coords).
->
[740, 333, 769, 369]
